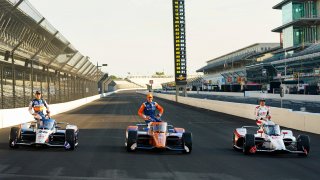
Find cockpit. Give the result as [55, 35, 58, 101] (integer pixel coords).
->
[39, 119, 55, 130]
[150, 122, 167, 133]
[263, 124, 280, 136]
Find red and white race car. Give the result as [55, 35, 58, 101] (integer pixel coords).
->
[233, 120, 310, 156]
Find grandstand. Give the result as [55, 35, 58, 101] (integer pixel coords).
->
[161, 75, 205, 91]
[196, 43, 280, 91]
[113, 80, 143, 90]
[126, 75, 174, 89]
[246, 0, 320, 94]
[0, 0, 103, 109]
[195, 0, 320, 94]
[99, 78, 145, 92]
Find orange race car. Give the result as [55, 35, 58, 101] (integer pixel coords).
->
[125, 121, 192, 154]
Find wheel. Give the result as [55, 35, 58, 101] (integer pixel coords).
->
[9, 127, 21, 149]
[126, 131, 137, 152]
[243, 134, 255, 155]
[65, 129, 76, 150]
[182, 132, 192, 154]
[297, 135, 310, 156]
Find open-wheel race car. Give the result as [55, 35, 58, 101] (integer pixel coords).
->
[9, 118, 79, 150]
[125, 120, 192, 153]
[233, 120, 310, 156]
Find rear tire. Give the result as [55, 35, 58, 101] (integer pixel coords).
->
[9, 127, 21, 149]
[297, 135, 310, 156]
[65, 129, 75, 150]
[243, 134, 255, 155]
[182, 132, 192, 154]
[126, 131, 137, 152]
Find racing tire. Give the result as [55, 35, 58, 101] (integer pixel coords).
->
[9, 127, 21, 149]
[65, 129, 76, 151]
[297, 135, 310, 157]
[182, 132, 192, 154]
[243, 134, 255, 155]
[126, 131, 137, 152]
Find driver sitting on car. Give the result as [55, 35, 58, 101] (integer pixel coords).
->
[138, 93, 164, 124]
[254, 98, 271, 126]
[28, 91, 50, 126]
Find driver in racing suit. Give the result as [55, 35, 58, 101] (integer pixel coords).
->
[28, 91, 50, 125]
[254, 98, 271, 126]
[138, 93, 164, 124]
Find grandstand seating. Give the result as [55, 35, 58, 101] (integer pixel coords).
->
[112, 80, 144, 90]
[262, 43, 320, 64]
[127, 76, 174, 89]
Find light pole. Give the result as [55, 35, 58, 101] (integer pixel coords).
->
[96, 62, 108, 94]
[96, 62, 108, 78]
[269, 63, 284, 108]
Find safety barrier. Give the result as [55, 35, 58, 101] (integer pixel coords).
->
[0, 94, 101, 129]
[0, 89, 143, 129]
[165, 90, 320, 102]
[150, 92, 320, 134]
[244, 91, 320, 102]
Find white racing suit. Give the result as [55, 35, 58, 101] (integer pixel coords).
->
[254, 105, 271, 126]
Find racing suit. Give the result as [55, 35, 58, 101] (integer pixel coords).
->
[138, 101, 164, 124]
[28, 98, 50, 121]
[254, 105, 271, 125]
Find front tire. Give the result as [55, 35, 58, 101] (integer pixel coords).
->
[126, 131, 137, 152]
[182, 132, 192, 154]
[243, 134, 255, 155]
[65, 129, 76, 150]
[297, 135, 310, 156]
[9, 127, 21, 149]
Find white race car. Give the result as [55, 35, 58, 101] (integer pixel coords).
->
[233, 120, 310, 156]
[9, 118, 79, 150]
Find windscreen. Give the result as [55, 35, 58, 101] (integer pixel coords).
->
[39, 119, 55, 130]
[263, 124, 280, 136]
[152, 123, 167, 133]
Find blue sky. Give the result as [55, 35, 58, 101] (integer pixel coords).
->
[28, 0, 281, 77]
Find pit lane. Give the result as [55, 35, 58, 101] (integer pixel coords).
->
[0, 91, 319, 180]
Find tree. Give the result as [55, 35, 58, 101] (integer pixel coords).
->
[155, 72, 165, 76]
[110, 75, 121, 80]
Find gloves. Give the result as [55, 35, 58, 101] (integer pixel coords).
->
[46, 111, 51, 118]
[32, 114, 41, 120]
[143, 115, 150, 120]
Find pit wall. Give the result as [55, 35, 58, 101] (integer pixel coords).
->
[166, 90, 320, 102]
[149, 92, 320, 134]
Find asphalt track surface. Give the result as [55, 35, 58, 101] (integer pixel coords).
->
[0, 91, 319, 180]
